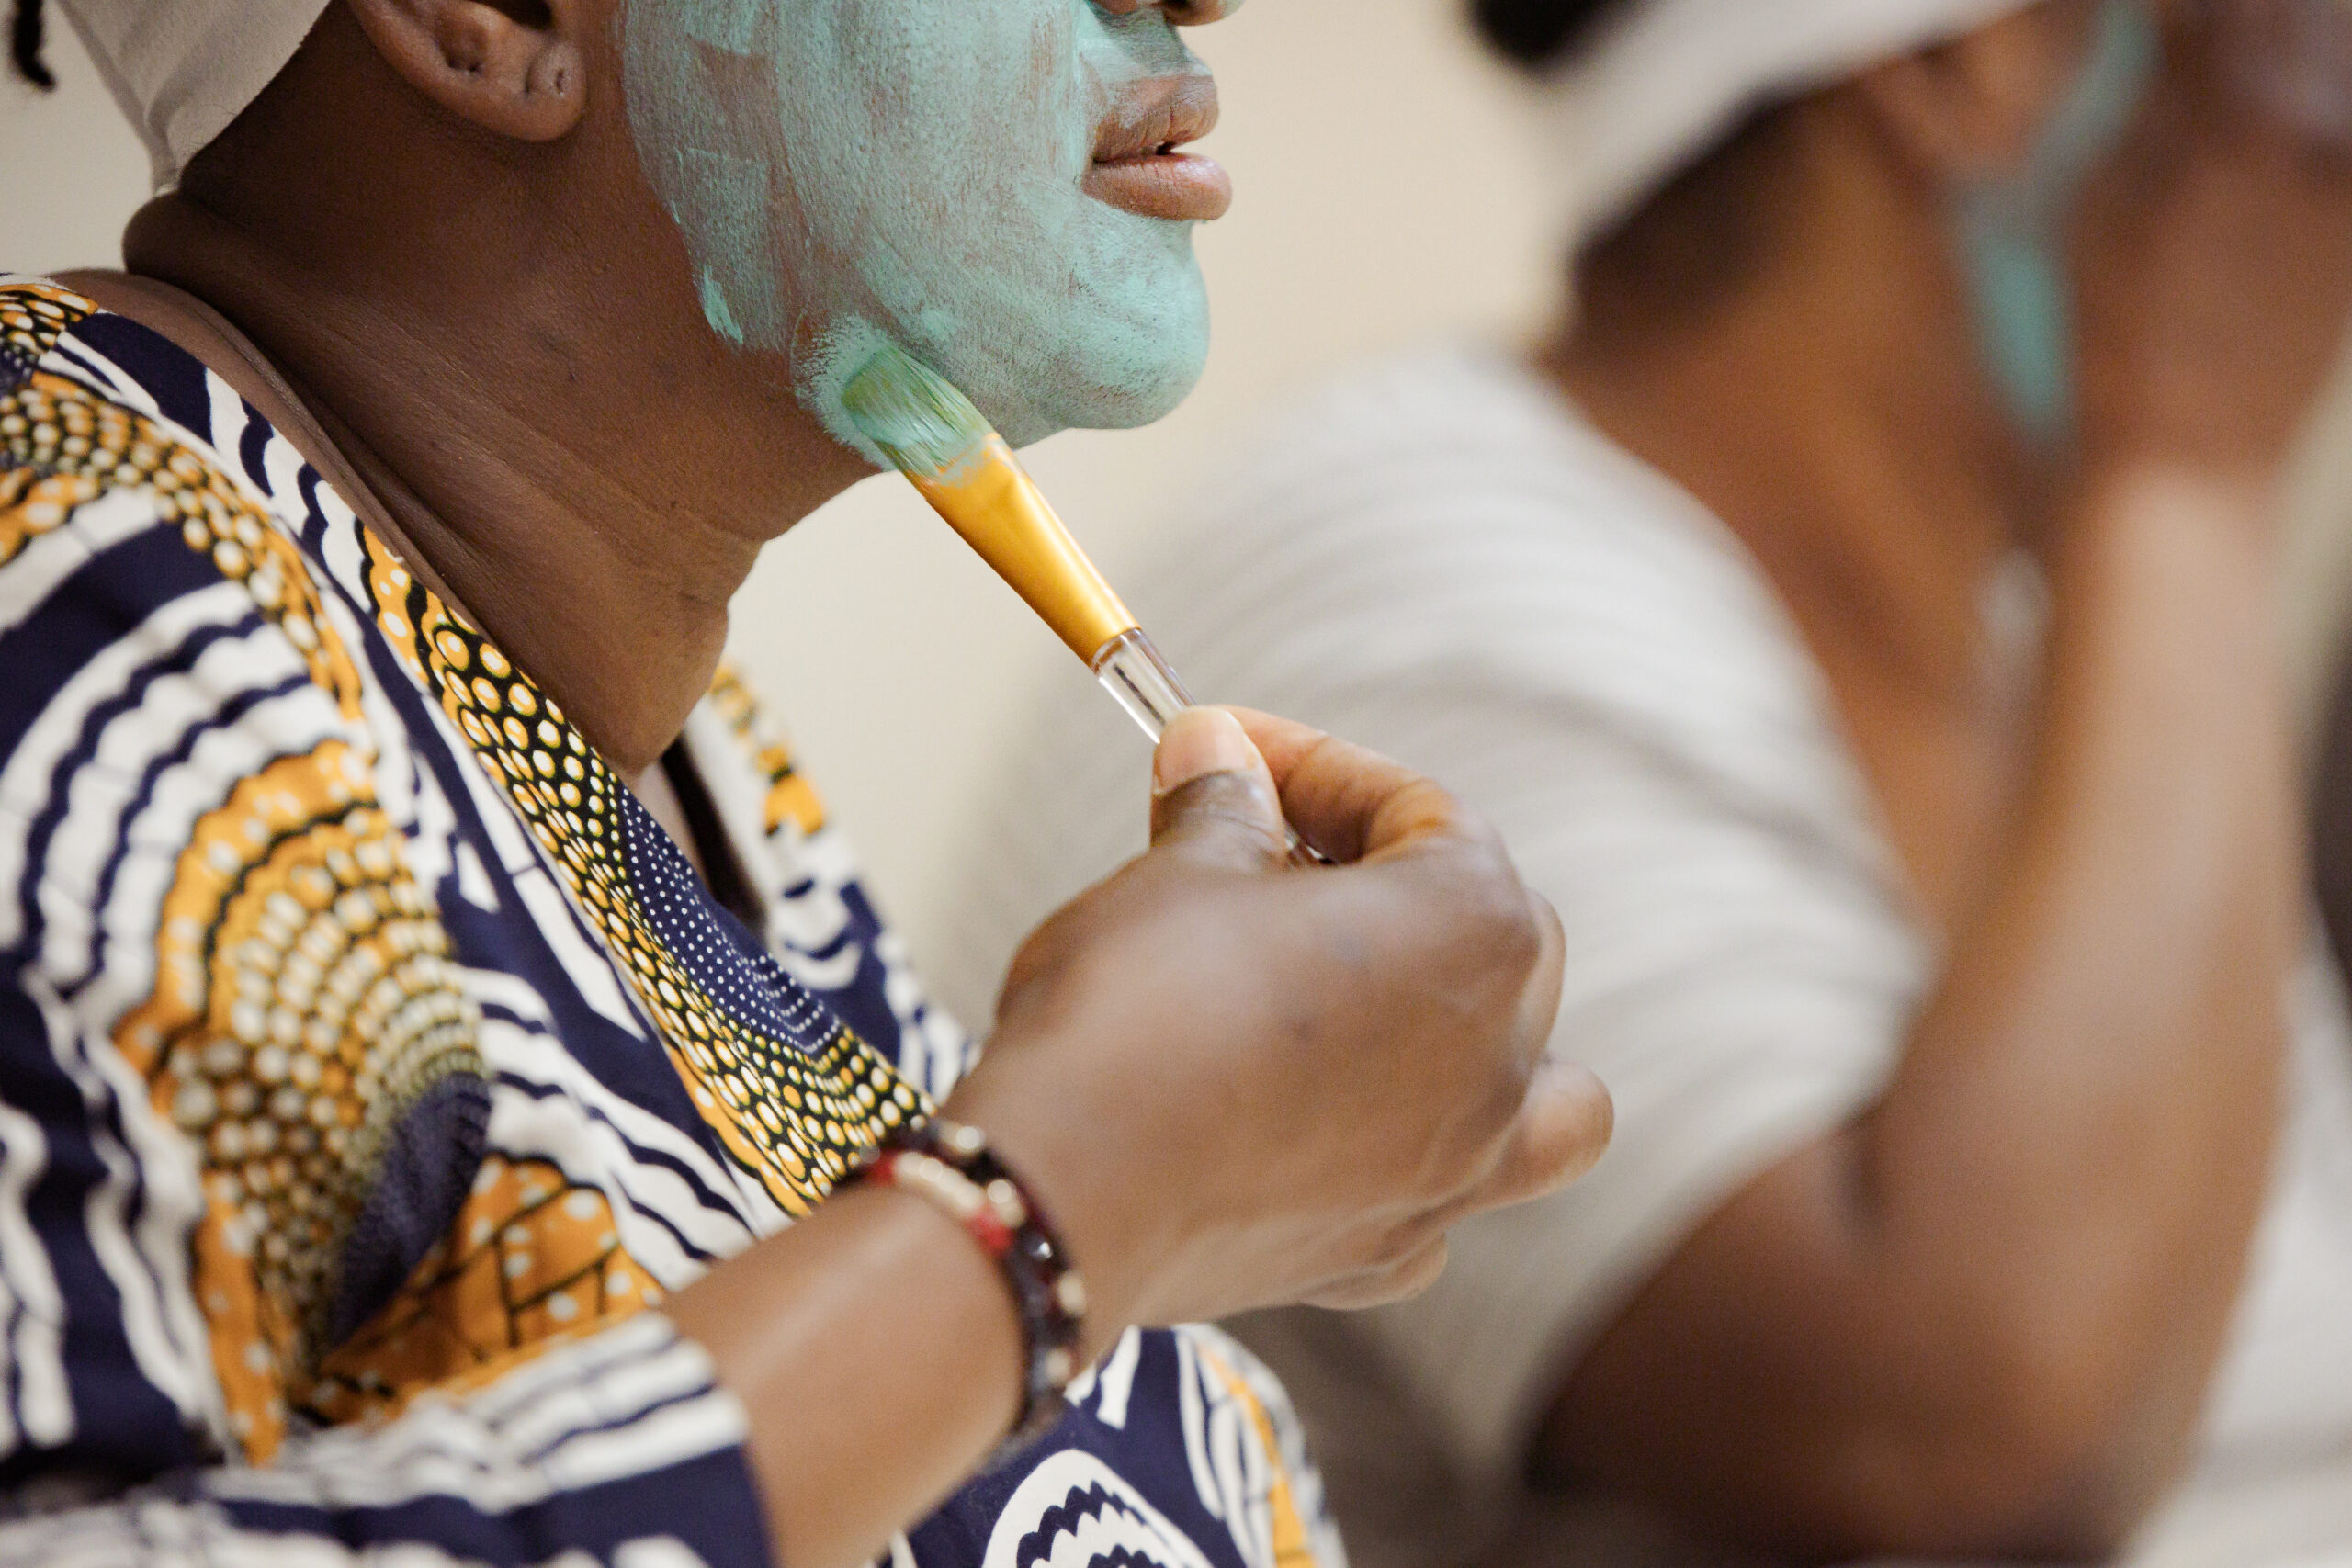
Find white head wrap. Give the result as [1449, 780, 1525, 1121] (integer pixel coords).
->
[53, 0, 333, 187]
[1540, 0, 2041, 247]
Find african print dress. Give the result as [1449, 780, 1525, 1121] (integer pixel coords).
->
[0, 276, 1340, 1568]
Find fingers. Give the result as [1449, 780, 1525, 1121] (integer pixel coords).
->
[1302, 1058, 1611, 1313]
[1156, 705, 1499, 869]
[1461, 1058, 1614, 1217]
[1226, 707, 1505, 866]
[1301, 1235, 1452, 1311]
[1225, 707, 1418, 865]
[1148, 707, 1289, 869]
[1513, 890, 1568, 1071]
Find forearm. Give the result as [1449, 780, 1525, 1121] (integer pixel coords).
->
[1546, 467, 2298, 1556]
[1861, 464, 2293, 1454]
[667, 1184, 1029, 1568]
[0, 1206, 1027, 1568]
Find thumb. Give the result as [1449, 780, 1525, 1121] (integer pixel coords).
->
[1149, 707, 1289, 869]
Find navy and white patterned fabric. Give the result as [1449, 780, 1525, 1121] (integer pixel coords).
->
[0, 276, 1341, 1568]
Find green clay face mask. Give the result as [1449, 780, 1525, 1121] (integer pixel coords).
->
[620, 0, 1215, 456]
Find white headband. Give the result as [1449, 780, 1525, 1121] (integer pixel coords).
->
[1537, 0, 2040, 248]
[54, 0, 333, 187]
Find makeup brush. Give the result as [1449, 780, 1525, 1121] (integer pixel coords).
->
[840, 343, 1324, 863]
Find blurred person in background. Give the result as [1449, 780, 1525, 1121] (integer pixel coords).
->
[941, 0, 2352, 1562]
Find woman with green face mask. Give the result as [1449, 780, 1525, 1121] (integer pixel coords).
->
[945, 1, 2352, 1562]
[0, 2, 1617, 1566]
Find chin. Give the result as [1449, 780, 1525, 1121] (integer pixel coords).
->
[962, 278, 1212, 447]
[985, 352, 1206, 446]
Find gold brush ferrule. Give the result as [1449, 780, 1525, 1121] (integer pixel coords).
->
[909, 436, 1139, 664]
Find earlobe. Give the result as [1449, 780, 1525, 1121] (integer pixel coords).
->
[345, 0, 588, 142]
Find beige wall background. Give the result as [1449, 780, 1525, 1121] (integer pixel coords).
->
[9, 6, 2352, 1026]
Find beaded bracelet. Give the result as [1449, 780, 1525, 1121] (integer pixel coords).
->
[848, 1117, 1087, 1449]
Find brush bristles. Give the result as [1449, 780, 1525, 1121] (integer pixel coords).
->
[840, 344, 993, 480]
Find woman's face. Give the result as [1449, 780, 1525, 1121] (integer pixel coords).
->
[621, 0, 1229, 455]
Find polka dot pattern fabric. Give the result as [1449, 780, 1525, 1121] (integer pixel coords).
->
[359, 532, 925, 1218]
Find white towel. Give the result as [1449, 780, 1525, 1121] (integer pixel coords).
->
[1538, 0, 2036, 246]
[52, 0, 331, 187]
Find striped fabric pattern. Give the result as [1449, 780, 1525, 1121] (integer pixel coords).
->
[0, 278, 1340, 1568]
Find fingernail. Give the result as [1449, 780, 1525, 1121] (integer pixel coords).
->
[1154, 707, 1254, 795]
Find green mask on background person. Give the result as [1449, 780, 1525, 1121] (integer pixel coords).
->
[1953, 0, 2158, 446]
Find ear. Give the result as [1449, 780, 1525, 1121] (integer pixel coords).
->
[1852, 0, 2104, 181]
[344, 0, 588, 141]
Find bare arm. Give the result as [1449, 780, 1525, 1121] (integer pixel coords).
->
[1539, 467, 2296, 1559]
[667, 1183, 1030, 1568]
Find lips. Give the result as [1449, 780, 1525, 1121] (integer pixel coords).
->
[1083, 74, 1231, 222]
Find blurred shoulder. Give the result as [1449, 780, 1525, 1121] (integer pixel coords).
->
[1186, 346, 1719, 558]
[1141, 344, 1831, 756]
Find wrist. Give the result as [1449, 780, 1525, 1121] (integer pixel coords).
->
[668, 1179, 1026, 1499]
[845, 1118, 1088, 1448]
[2075, 374, 2302, 487]
[2072, 446, 2277, 522]
[2059, 459, 2282, 580]
[693, 1179, 1032, 1568]
[2040, 458, 2292, 725]
[941, 1060, 1159, 1354]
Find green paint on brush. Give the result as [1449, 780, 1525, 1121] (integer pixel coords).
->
[797, 315, 910, 468]
[838, 343, 993, 481]
[617, 0, 1215, 455]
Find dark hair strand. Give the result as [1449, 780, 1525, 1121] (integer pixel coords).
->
[1470, 0, 1618, 71]
[11, 0, 56, 91]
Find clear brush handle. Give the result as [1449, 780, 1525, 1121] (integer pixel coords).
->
[1091, 626, 1195, 740]
[1091, 629, 1329, 866]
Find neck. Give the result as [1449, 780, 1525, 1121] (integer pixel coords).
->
[1551, 122, 2041, 703]
[109, 186, 865, 777]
